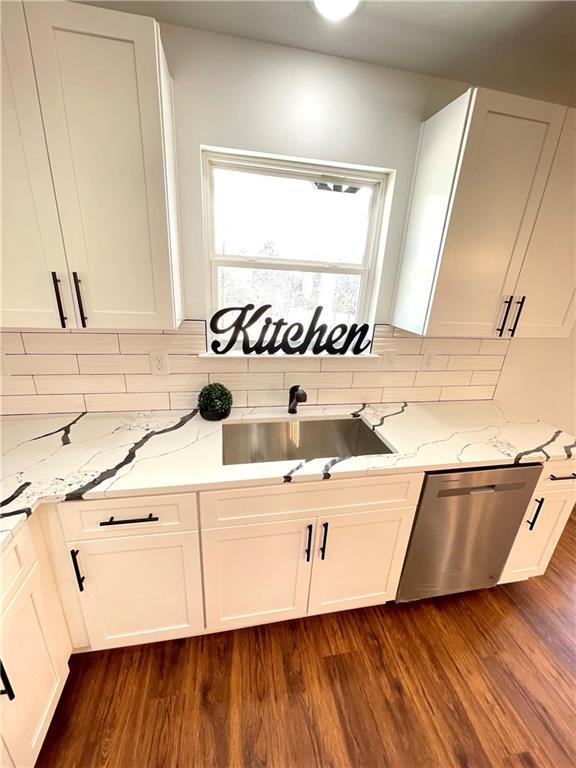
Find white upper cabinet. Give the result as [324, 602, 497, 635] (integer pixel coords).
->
[3, 0, 183, 329]
[1, 2, 75, 329]
[393, 88, 569, 338]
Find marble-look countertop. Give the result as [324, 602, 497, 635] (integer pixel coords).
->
[1, 400, 574, 546]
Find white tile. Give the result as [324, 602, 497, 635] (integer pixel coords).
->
[210, 373, 284, 390]
[84, 393, 170, 412]
[1, 375, 36, 395]
[125, 374, 208, 392]
[285, 372, 353, 389]
[447, 355, 505, 371]
[34, 374, 126, 394]
[78, 354, 151, 374]
[5, 354, 79, 374]
[421, 339, 482, 354]
[248, 357, 322, 372]
[381, 387, 441, 402]
[320, 356, 381, 372]
[164, 320, 206, 335]
[479, 339, 510, 354]
[0, 333, 24, 353]
[471, 370, 501, 385]
[22, 333, 119, 354]
[373, 338, 423, 355]
[385, 355, 424, 371]
[419, 353, 450, 371]
[392, 327, 420, 337]
[119, 334, 204, 355]
[248, 389, 319, 407]
[170, 356, 248, 374]
[415, 371, 473, 386]
[169, 390, 247, 409]
[353, 371, 415, 388]
[317, 388, 381, 405]
[1, 394, 85, 415]
[373, 324, 394, 338]
[440, 386, 496, 401]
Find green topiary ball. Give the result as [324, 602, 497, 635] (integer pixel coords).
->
[198, 383, 233, 420]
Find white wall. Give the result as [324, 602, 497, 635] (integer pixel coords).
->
[159, 23, 467, 322]
[495, 329, 576, 434]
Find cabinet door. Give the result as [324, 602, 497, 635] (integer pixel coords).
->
[71, 531, 204, 649]
[0, 567, 69, 768]
[202, 520, 314, 632]
[500, 491, 576, 583]
[308, 507, 416, 616]
[513, 109, 575, 338]
[1, 2, 75, 329]
[24, 1, 178, 329]
[426, 89, 566, 337]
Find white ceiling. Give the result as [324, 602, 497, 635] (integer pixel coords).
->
[84, 1, 576, 105]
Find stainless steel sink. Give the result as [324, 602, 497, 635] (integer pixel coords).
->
[222, 417, 395, 465]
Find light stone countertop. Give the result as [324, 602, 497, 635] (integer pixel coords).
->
[1, 400, 574, 547]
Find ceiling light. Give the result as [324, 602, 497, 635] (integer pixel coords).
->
[313, 0, 361, 22]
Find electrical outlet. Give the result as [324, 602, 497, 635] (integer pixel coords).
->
[381, 352, 396, 370]
[422, 352, 438, 369]
[150, 351, 168, 376]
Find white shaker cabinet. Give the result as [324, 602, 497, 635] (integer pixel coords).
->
[393, 87, 568, 338]
[1, 1, 75, 329]
[2, 0, 183, 330]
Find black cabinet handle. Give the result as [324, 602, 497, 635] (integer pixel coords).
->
[72, 271, 87, 328]
[305, 524, 313, 562]
[549, 473, 576, 481]
[319, 522, 329, 560]
[527, 498, 544, 531]
[99, 513, 159, 527]
[51, 272, 67, 328]
[0, 662, 15, 701]
[70, 548, 85, 592]
[508, 295, 526, 337]
[496, 296, 514, 337]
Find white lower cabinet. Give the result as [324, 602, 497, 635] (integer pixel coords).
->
[202, 519, 315, 632]
[500, 490, 576, 583]
[307, 507, 416, 616]
[1, 566, 69, 767]
[69, 531, 204, 650]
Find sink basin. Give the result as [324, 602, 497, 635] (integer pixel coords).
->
[222, 417, 395, 465]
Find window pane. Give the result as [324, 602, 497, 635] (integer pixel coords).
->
[213, 168, 373, 265]
[217, 266, 362, 330]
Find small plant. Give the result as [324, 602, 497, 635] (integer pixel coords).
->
[198, 382, 233, 420]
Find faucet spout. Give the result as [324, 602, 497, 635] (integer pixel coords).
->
[288, 384, 308, 414]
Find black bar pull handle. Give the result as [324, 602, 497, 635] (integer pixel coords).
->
[319, 522, 329, 560]
[508, 295, 526, 337]
[72, 271, 87, 328]
[99, 512, 159, 527]
[51, 272, 67, 328]
[527, 497, 545, 531]
[550, 473, 576, 482]
[305, 524, 313, 562]
[496, 296, 514, 337]
[70, 548, 85, 592]
[0, 662, 15, 701]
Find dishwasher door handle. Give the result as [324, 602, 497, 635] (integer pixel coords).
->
[469, 486, 497, 495]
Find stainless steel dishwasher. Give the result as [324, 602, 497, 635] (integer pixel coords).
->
[396, 464, 542, 602]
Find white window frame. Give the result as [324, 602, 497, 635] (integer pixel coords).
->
[201, 148, 391, 331]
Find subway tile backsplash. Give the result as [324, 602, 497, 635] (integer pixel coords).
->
[0, 322, 508, 414]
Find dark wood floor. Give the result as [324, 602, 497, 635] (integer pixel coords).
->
[38, 516, 576, 768]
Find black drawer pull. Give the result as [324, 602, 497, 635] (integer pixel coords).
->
[496, 296, 513, 337]
[508, 295, 526, 337]
[51, 272, 67, 328]
[549, 473, 576, 481]
[319, 521, 329, 560]
[305, 524, 313, 562]
[72, 271, 87, 327]
[0, 662, 15, 701]
[99, 513, 159, 527]
[70, 548, 85, 592]
[527, 498, 544, 531]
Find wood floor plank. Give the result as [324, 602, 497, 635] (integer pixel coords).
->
[37, 515, 576, 768]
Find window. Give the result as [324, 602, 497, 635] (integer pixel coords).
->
[202, 150, 389, 342]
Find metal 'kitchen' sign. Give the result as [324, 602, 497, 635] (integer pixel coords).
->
[210, 304, 372, 355]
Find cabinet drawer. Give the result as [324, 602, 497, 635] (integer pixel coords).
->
[57, 493, 198, 540]
[200, 473, 423, 529]
[536, 460, 576, 492]
[1, 525, 36, 606]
